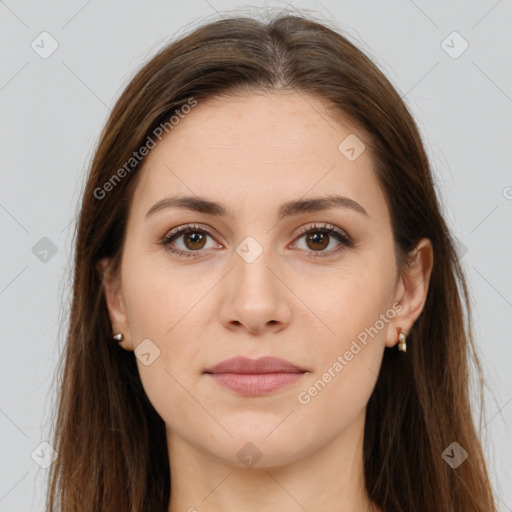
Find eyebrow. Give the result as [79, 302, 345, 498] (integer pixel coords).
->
[145, 194, 369, 220]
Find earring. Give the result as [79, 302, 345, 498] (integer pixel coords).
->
[113, 333, 124, 343]
[397, 328, 407, 352]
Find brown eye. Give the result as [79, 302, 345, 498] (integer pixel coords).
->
[182, 231, 207, 250]
[305, 231, 330, 251]
[293, 223, 353, 258]
[160, 224, 219, 258]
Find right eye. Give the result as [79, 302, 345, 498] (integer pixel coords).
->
[159, 224, 221, 258]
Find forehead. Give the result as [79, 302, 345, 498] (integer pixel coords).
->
[147, 91, 365, 163]
[130, 91, 387, 223]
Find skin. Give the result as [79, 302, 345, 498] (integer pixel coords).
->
[99, 90, 433, 512]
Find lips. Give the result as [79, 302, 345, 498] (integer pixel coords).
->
[203, 356, 308, 396]
[204, 356, 307, 375]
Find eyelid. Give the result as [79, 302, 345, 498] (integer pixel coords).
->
[159, 221, 353, 258]
[294, 222, 352, 243]
[162, 223, 221, 242]
[162, 222, 350, 242]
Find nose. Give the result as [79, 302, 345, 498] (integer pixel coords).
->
[218, 244, 292, 335]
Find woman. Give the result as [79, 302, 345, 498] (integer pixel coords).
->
[46, 12, 497, 512]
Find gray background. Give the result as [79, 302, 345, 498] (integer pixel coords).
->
[1, 0, 511, 510]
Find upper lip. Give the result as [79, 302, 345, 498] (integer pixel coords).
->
[204, 356, 307, 374]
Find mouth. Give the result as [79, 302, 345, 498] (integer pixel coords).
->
[203, 356, 308, 396]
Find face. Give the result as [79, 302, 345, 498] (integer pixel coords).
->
[102, 91, 422, 468]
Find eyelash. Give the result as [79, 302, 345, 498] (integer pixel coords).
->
[158, 222, 353, 259]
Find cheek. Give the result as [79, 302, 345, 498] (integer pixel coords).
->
[297, 251, 396, 347]
[120, 257, 209, 434]
[291, 281, 395, 448]
[121, 249, 206, 340]
[299, 285, 391, 402]
[292, 251, 396, 406]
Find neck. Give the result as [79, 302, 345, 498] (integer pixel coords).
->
[166, 408, 380, 512]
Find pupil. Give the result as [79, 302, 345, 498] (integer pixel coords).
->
[186, 232, 205, 249]
[309, 232, 328, 250]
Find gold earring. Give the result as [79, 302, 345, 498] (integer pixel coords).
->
[113, 333, 124, 343]
[397, 328, 407, 352]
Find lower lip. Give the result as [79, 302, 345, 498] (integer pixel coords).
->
[206, 372, 306, 395]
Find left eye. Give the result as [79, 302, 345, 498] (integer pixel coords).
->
[291, 223, 353, 257]
[159, 223, 352, 259]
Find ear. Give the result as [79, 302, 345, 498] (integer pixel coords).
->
[385, 238, 434, 348]
[97, 257, 133, 351]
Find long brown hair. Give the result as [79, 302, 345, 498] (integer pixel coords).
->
[46, 11, 497, 511]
